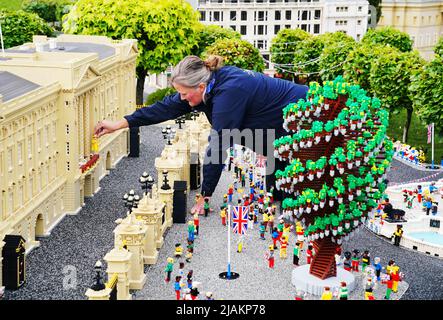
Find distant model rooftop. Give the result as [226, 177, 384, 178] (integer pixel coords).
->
[7, 42, 116, 61]
[0, 71, 41, 102]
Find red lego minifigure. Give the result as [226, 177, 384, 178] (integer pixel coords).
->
[306, 244, 314, 264]
[266, 245, 275, 268]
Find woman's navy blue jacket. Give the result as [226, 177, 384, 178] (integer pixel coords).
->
[124, 66, 308, 196]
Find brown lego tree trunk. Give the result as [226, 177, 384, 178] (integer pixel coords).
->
[309, 237, 338, 280]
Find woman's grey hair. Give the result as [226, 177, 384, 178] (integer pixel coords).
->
[171, 55, 224, 88]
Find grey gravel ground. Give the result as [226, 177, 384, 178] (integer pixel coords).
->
[4, 128, 443, 300]
[387, 159, 443, 185]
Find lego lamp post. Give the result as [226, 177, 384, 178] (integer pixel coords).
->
[162, 125, 176, 146]
[139, 172, 154, 196]
[123, 190, 140, 215]
[161, 170, 171, 190]
[175, 115, 186, 130]
[91, 260, 106, 291]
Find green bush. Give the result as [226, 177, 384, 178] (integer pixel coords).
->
[362, 26, 413, 53]
[193, 24, 241, 57]
[205, 38, 265, 72]
[145, 87, 177, 106]
[434, 36, 443, 57]
[0, 9, 54, 49]
[22, 0, 74, 24]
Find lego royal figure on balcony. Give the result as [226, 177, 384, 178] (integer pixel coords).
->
[94, 55, 308, 202]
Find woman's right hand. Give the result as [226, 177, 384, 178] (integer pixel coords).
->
[94, 119, 128, 138]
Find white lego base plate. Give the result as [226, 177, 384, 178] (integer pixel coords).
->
[292, 264, 355, 296]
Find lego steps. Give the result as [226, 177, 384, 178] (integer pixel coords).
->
[309, 237, 338, 280]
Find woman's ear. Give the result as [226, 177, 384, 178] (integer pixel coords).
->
[198, 83, 206, 93]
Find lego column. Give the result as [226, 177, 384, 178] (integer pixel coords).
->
[113, 216, 147, 290]
[85, 287, 112, 300]
[157, 172, 174, 228]
[172, 130, 191, 193]
[154, 147, 184, 189]
[150, 185, 167, 246]
[103, 248, 132, 300]
[132, 196, 159, 265]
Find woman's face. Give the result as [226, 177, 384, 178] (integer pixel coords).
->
[173, 83, 205, 107]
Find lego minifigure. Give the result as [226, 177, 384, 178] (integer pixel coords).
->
[295, 221, 305, 249]
[391, 265, 401, 293]
[282, 223, 291, 240]
[364, 278, 375, 300]
[228, 184, 234, 203]
[271, 227, 279, 249]
[182, 288, 192, 300]
[279, 235, 288, 259]
[351, 249, 360, 272]
[248, 206, 255, 230]
[190, 282, 200, 300]
[241, 170, 246, 188]
[193, 213, 200, 236]
[306, 244, 314, 264]
[277, 219, 284, 241]
[382, 274, 394, 299]
[188, 221, 195, 242]
[266, 245, 275, 268]
[187, 270, 193, 289]
[373, 257, 383, 281]
[294, 290, 306, 300]
[393, 225, 403, 246]
[178, 262, 185, 287]
[174, 276, 182, 300]
[268, 208, 275, 234]
[164, 257, 174, 282]
[361, 250, 370, 272]
[220, 206, 227, 226]
[237, 235, 244, 253]
[343, 251, 352, 271]
[338, 282, 348, 300]
[233, 177, 238, 192]
[259, 222, 266, 240]
[187, 239, 194, 254]
[253, 205, 259, 224]
[175, 244, 183, 258]
[185, 251, 193, 263]
[321, 287, 333, 300]
[293, 241, 301, 266]
[262, 210, 269, 232]
[204, 197, 210, 217]
[416, 185, 423, 203]
[191, 193, 205, 215]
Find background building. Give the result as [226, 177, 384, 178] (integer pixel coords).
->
[378, 0, 443, 60]
[0, 35, 137, 281]
[197, 0, 369, 69]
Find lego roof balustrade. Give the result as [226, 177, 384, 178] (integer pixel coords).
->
[0, 71, 41, 102]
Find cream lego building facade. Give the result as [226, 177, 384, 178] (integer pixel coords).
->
[378, 0, 443, 60]
[0, 34, 138, 287]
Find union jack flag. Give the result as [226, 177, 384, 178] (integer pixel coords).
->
[255, 155, 267, 168]
[231, 206, 249, 235]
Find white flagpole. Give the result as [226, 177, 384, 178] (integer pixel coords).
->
[432, 123, 435, 169]
[0, 22, 5, 57]
[227, 204, 231, 279]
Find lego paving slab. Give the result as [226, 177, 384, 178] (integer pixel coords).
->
[4, 126, 443, 300]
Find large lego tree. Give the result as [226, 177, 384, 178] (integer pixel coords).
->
[274, 77, 394, 279]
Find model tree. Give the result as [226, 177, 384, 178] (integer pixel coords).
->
[273, 77, 393, 279]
